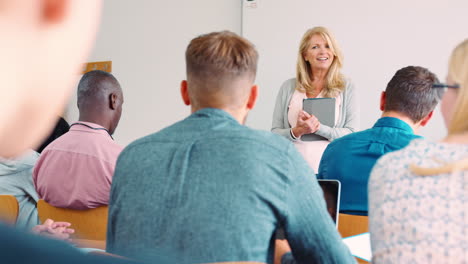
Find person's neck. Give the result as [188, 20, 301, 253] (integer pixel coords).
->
[311, 68, 328, 82]
[308, 69, 328, 96]
[78, 114, 109, 130]
[381, 111, 419, 133]
[191, 106, 247, 125]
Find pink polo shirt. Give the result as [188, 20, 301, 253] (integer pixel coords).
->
[33, 122, 123, 209]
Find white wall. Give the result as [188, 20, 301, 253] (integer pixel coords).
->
[66, 0, 468, 145]
[242, 0, 468, 141]
[66, 0, 242, 146]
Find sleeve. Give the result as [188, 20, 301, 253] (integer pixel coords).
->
[283, 145, 356, 264]
[271, 80, 298, 142]
[315, 80, 360, 141]
[27, 166, 39, 202]
[281, 252, 296, 264]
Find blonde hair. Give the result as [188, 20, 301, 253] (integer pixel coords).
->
[447, 39, 468, 135]
[411, 39, 468, 176]
[295, 27, 345, 97]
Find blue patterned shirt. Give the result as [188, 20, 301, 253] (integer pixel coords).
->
[107, 108, 354, 264]
[369, 139, 468, 263]
[318, 117, 421, 215]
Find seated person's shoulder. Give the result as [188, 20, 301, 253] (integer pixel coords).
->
[239, 127, 294, 149]
[120, 125, 294, 159]
[38, 132, 71, 152]
[117, 134, 154, 156]
[21, 150, 40, 165]
[4, 150, 39, 167]
[375, 138, 428, 165]
[327, 129, 362, 147]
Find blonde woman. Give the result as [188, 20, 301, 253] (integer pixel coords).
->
[271, 27, 359, 172]
[368, 39, 468, 263]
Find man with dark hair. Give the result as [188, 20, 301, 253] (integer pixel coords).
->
[33, 70, 124, 209]
[107, 31, 354, 264]
[318, 66, 443, 216]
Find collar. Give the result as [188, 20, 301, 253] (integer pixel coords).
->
[372, 117, 414, 134]
[190, 108, 239, 123]
[69, 121, 113, 139]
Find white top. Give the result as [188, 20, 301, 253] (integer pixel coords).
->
[369, 138, 468, 263]
[287, 90, 342, 172]
[271, 78, 360, 167]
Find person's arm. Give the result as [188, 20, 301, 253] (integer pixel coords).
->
[272, 79, 298, 141]
[283, 146, 355, 264]
[315, 81, 359, 141]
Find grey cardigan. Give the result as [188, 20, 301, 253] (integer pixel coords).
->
[271, 78, 359, 141]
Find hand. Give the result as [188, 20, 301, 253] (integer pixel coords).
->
[292, 111, 320, 137]
[32, 219, 75, 241]
[274, 239, 292, 264]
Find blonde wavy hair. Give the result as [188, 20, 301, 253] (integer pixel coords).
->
[411, 39, 468, 176]
[295, 27, 345, 98]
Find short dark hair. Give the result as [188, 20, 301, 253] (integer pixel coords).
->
[77, 70, 120, 107]
[36, 117, 69, 153]
[185, 31, 258, 85]
[385, 66, 443, 122]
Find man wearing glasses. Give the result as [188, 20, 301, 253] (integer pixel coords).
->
[317, 66, 444, 216]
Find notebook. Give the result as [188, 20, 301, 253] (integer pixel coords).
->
[302, 98, 336, 141]
[342, 232, 372, 262]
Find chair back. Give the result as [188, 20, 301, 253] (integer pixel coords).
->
[338, 213, 369, 238]
[37, 200, 108, 240]
[0, 195, 19, 225]
[338, 213, 370, 264]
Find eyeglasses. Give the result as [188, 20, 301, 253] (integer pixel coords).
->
[433, 83, 460, 89]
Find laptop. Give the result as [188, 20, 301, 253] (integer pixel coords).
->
[317, 179, 341, 227]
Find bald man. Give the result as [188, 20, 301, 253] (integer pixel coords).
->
[33, 70, 124, 209]
[107, 31, 354, 264]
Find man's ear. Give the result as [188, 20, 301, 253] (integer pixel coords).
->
[42, 0, 69, 24]
[109, 93, 117, 110]
[420, 111, 434, 127]
[380, 91, 386, 111]
[180, 80, 190, 106]
[246, 85, 258, 110]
